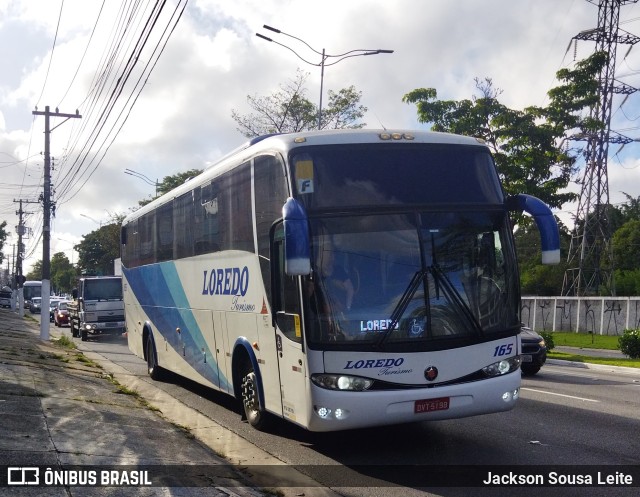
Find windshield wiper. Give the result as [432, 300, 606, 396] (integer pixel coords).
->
[377, 269, 427, 348]
[429, 264, 483, 336]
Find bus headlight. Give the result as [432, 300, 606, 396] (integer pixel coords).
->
[482, 356, 521, 377]
[311, 374, 374, 391]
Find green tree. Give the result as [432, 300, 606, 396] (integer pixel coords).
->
[0, 220, 7, 267]
[612, 219, 640, 272]
[618, 192, 640, 223]
[26, 259, 43, 281]
[402, 52, 607, 214]
[76, 223, 121, 276]
[515, 220, 571, 295]
[608, 195, 640, 295]
[615, 269, 640, 296]
[50, 252, 76, 294]
[231, 69, 367, 137]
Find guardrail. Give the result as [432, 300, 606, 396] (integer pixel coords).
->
[521, 296, 640, 335]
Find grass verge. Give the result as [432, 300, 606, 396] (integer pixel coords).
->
[546, 332, 640, 368]
[550, 332, 620, 350]
[547, 351, 640, 368]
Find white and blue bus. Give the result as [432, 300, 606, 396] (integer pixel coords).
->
[121, 129, 559, 432]
[22, 280, 42, 305]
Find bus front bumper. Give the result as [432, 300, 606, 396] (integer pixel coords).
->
[305, 371, 521, 432]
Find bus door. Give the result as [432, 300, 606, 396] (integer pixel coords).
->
[272, 233, 309, 425]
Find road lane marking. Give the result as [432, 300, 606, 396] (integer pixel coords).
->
[521, 387, 600, 403]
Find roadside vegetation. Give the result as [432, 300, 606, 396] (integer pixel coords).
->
[545, 331, 640, 368]
[550, 332, 620, 350]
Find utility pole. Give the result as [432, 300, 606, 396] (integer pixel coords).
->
[32, 106, 81, 339]
[562, 0, 640, 297]
[12, 198, 36, 316]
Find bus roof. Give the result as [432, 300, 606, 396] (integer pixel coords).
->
[123, 129, 488, 223]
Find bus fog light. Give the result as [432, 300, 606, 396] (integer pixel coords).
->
[334, 408, 348, 420]
[315, 406, 331, 419]
[502, 391, 512, 402]
[512, 388, 520, 400]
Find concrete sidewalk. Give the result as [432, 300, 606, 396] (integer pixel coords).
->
[0, 309, 267, 496]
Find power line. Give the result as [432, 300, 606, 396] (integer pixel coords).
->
[35, 0, 65, 108]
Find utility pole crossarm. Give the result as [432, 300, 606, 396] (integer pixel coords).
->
[32, 109, 82, 119]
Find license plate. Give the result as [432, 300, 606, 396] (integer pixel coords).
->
[521, 354, 532, 363]
[415, 397, 450, 414]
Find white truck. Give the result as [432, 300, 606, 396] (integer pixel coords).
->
[68, 276, 125, 341]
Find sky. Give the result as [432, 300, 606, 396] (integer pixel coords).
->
[1, 0, 640, 276]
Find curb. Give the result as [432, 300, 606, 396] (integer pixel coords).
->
[546, 358, 640, 377]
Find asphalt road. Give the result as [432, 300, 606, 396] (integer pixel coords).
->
[42, 316, 640, 497]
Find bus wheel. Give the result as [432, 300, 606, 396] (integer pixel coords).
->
[146, 336, 163, 381]
[240, 365, 269, 430]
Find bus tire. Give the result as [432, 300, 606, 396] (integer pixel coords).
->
[146, 335, 164, 381]
[240, 364, 270, 430]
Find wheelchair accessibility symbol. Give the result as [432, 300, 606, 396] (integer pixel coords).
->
[409, 317, 426, 337]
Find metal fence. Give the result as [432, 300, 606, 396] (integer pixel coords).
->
[521, 296, 640, 335]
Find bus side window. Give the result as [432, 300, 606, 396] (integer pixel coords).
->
[273, 231, 302, 344]
[254, 154, 289, 308]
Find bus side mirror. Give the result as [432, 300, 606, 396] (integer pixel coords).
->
[72, 288, 78, 300]
[508, 194, 560, 264]
[282, 197, 311, 275]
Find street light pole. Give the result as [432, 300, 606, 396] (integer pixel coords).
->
[256, 25, 393, 129]
[80, 213, 101, 227]
[124, 168, 159, 196]
[56, 238, 77, 265]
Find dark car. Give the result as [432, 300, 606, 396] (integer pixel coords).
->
[0, 286, 12, 308]
[53, 301, 71, 327]
[29, 297, 42, 314]
[520, 327, 547, 376]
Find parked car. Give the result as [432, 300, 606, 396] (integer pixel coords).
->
[520, 327, 547, 376]
[53, 301, 71, 327]
[0, 286, 12, 308]
[29, 297, 42, 314]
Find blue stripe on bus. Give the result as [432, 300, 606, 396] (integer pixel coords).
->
[124, 263, 231, 391]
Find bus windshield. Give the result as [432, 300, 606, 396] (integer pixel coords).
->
[290, 143, 504, 210]
[304, 210, 519, 350]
